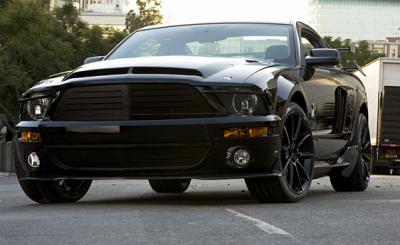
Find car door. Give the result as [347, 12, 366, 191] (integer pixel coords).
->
[299, 26, 352, 161]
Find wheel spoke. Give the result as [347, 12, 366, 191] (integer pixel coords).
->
[297, 133, 311, 148]
[296, 160, 311, 182]
[282, 145, 290, 153]
[362, 141, 371, 152]
[291, 115, 295, 141]
[294, 164, 303, 191]
[293, 116, 302, 142]
[282, 155, 293, 173]
[298, 151, 314, 159]
[283, 126, 291, 146]
[289, 161, 294, 187]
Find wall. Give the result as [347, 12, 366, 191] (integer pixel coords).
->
[0, 142, 14, 173]
[309, 0, 400, 41]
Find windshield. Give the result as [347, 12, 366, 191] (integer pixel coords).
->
[107, 23, 294, 64]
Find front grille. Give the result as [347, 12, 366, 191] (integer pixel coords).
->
[381, 86, 400, 144]
[47, 144, 208, 170]
[52, 83, 215, 121]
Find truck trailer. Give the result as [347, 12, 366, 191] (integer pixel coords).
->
[355, 58, 400, 174]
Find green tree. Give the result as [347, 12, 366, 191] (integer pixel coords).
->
[0, 0, 159, 116]
[0, 0, 10, 7]
[54, 2, 128, 66]
[125, 0, 163, 33]
[0, 0, 75, 115]
[323, 36, 384, 67]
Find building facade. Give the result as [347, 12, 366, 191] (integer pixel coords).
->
[370, 37, 400, 59]
[49, 0, 131, 29]
[309, 0, 400, 41]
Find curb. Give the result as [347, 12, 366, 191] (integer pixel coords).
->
[0, 172, 10, 177]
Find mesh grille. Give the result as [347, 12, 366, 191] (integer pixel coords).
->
[48, 145, 208, 170]
[52, 83, 215, 121]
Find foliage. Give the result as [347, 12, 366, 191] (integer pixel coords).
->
[125, 0, 162, 33]
[0, 0, 128, 116]
[0, 0, 75, 115]
[54, 2, 128, 67]
[323, 36, 385, 67]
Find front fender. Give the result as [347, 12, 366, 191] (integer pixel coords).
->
[275, 76, 308, 118]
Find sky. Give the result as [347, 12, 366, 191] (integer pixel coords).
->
[159, 0, 310, 24]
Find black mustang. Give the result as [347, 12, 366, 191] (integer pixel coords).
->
[15, 21, 371, 203]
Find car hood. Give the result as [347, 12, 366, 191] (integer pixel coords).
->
[69, 56, 278, 82]
[31, 56, 283, 90]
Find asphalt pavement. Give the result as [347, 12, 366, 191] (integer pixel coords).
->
[0, 174, 399, 245]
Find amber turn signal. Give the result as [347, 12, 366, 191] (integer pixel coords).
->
[224, 127, 268, 138]
[20, 132, 41, 142]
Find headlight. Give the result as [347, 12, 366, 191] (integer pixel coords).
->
[22, 96, 52, 120]
[232, 94, 259, 115]
[216, 93, 267, 116]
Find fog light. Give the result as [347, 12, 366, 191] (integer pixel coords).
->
[27, 152, 40, 168]
[224, 127, 268, 138]
[226, 147, 251, 169]
[20, 132, 41, 142]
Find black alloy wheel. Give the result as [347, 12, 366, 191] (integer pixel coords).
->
[281, 107, 314, 194]
[360, 122, 372, 184]
[14, 153, 92, 204]
[245, 103, 314, 203]
[330, 113, 371, 191]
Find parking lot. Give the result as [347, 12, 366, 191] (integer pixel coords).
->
[1, 174, 399, 245]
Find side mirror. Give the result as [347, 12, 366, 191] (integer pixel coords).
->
[84, 56, 104, 64]
[305, 48, 340, 66]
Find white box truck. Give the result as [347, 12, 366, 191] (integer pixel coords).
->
[355, 58, 400, 174]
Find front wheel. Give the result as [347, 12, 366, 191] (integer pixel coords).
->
[246, 103, 315, 203]
[17, 178, 92, 204]
[15, 160, 92, 204]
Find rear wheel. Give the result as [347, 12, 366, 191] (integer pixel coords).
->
[245, 103, 314, 203]
[330, 113, 371, 191]
[15, 159, 91, 204]
[148, 179, 191, 193]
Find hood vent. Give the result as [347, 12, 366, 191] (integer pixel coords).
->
[131, 67, 203, 77]
[65, 68, 130, 80]
[64, 67, 203, 81]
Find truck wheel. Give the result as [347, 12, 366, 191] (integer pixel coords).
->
[15, 159, 91, 204]
[330, 113, 371, 192]
[148, 179, 191, 193]
[245, 103, 314, 203]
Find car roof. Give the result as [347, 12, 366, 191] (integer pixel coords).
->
[137, 20, 299, 32]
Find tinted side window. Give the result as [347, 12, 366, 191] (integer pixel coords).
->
[301, 37, 317, 57]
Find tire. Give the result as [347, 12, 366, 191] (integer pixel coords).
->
[15, 158, 92, 204]
[330, 113, 371, 192]
[245, 102, 315, 203]
[148, 179, 191, 193]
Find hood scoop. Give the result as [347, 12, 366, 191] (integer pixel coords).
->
[131, 67, 203, 77]
[65, 66, 204, 81]
[65, 68, 130, 80]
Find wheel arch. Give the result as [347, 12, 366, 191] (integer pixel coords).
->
[275, 75, 309, 118]
[290, 91, 308, 115]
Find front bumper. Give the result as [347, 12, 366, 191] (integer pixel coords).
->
[16, 115, 281, 180]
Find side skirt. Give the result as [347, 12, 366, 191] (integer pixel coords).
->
[312, 145, 359, 179]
